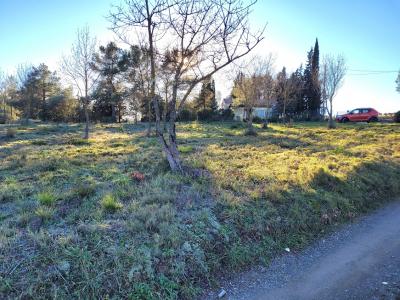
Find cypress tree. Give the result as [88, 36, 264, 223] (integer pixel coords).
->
[303, 38, 322, 120]
[303, 48, 313, 119]
[310, 38, 321, 119]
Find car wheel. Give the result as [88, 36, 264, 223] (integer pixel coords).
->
[342, 118, 349, 123]
[368, 117, 378, 123]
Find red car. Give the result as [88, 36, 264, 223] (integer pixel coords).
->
[336, 108, 379, 123]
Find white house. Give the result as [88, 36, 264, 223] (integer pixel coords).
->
[233, 107, 273, 121]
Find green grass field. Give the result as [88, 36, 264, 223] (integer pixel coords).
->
[1, 121, 400, 299]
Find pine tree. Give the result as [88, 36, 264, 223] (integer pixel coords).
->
[36, 64, 61, 121]
[91, 42, 127, 122]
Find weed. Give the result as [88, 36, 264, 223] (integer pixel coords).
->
[37, 191, 57, 206]
[101, 194, 123, 212]
[178, 145, 194, 153]
[73, 179, 96, 198]
[0, 177, 22, 202]
[35, 206, 54, 220]
[69, 138, 90, 146]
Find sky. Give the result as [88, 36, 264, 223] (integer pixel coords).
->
[0, 0, 399, 113]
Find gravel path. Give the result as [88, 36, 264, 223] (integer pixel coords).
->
[204, 201, 400, 300]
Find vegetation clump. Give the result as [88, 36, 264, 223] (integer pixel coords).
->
[100, 194, 123, 212]
[37, 191, 57, 206]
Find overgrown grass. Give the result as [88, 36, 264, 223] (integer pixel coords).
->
[100, 194, 123, 211]
[0, 121, 399, 299]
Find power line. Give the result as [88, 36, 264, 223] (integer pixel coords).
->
[348, 69, 398, 73]
[348, 72, 397, 76]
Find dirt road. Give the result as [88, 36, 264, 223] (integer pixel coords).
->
[205, 201, 400, 300]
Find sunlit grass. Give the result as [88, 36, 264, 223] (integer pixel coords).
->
[0, 121, 399, 299]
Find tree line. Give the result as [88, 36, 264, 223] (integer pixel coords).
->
[231, 39, 347, 131]
[0, 0, 349, 172]
[0, 38, 228, 128]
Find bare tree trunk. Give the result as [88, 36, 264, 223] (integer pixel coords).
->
[162, 93, 168, 132]
[283, 101, 287, 124]
[165, 108, 183, 172]
[84, 99, 90, 139]
[247, 108, 254, 131]
[328, 96, 336, 129]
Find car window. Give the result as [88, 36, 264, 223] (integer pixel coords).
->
[363, 109, 370, 113]
[351, 109, 360, 114]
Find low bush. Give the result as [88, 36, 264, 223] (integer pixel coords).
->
[394, 111, 400, 123]
[178, 109, 196, 121]
[252, 116, 264, 124]
[197, 109, 216, 121]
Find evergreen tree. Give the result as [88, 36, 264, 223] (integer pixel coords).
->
[195, 76, 217, 112]
[291, 66, 305, 118]
[36, 64, 62, 120]
[91, 42, 128, 122]
[303, 39, 322, 120]
[15, 64, 62, 121]
[310, 38, 321, 118]
[303, 48, 313, 119]
[275, 67, 287, 115]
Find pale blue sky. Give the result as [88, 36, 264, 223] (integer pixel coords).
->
[0, 0, 399, 113]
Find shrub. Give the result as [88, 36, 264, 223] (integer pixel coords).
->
[197, 109, 215, 121]
[178, 109, 196, 121]
[252, 116, 264, 124]
[394, 111, 400, 123]
[101, 194, 123, 212]
[6, 128, 17, 138]
[244, 128, 257, 136]
[37, 192, 57, 206]
[218, 108, 234, 121]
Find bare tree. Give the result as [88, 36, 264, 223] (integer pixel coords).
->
[396, 70, 400, 93]
[61, 26, 97, 139]
[321, 54, 346, 129]
[110, 0, 264, 172]
[0, 72, 18, 123]
[232, 55, 275, 133]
